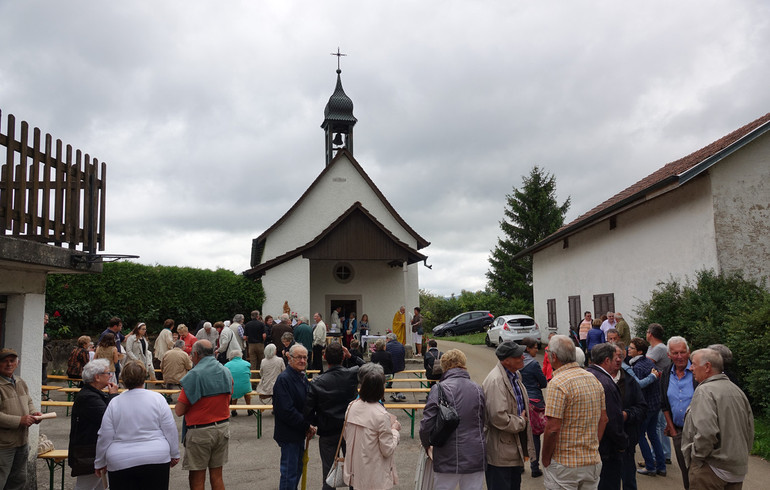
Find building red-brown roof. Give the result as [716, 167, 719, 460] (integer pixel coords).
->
[516, 111, 770, 258]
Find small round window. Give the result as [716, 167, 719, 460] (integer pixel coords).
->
[334, 262, 354, 284]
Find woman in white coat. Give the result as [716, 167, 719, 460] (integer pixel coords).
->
[124, 322, 156, 380]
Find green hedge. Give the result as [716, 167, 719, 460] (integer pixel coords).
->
[45, 261, 264, 337]
[634, 269, 770, 415]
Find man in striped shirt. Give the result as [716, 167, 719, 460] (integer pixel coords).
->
[542, 335, 608, 490]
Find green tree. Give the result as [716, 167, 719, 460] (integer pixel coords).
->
[486, 166, 570, 302]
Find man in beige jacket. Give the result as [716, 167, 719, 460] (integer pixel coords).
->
[161, 340, 193, 389]
[682, 348, 754, 489]
[482, 341, 536, 490]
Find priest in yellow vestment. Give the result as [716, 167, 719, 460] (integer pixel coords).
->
[391, 306, 407, 345]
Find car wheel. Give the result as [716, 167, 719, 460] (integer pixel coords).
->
[485, 334, 493, 347]
[445, 329, 455, 337]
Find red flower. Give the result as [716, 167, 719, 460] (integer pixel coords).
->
[53, 311, 61, 317]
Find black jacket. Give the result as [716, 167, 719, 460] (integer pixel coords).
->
[586, 365, 628, 458]
[424, 347, 443, 381]
[305, 365, 359, 437]
[68, 384, 117, 476]
[371, 350, 393, 375]
[273, 367, 311, 443]
[617, 369, 647, 449]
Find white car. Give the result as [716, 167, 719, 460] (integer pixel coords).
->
[485, 314, 542, 349]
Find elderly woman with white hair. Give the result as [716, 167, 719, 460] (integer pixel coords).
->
[68, 359, 119, 490]
[256, 343, 285, 403]
[225, 349, 254, 416]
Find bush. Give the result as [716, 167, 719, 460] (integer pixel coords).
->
[46, 261, 264, 336]
[634, 269, 770, 415]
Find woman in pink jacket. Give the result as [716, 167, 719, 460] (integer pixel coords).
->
[343, 369, 401, 489]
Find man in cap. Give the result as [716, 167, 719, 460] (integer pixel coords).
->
[542, 335, 607, 490]
[482, 341, 535, 489]
[0, 348, 43, 489]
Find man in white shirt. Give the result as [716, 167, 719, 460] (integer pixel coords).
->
[312, 313, 327, 373]
[600, 312, 617, 335]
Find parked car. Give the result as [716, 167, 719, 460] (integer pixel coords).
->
[485, 314, 541, 348]
[431, 311, 494, 337]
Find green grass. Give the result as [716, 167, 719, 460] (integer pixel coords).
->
[753, 416, 770, 460]
[431, 331, 488, 345]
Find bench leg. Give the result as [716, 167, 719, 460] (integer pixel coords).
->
[400, 408, 416, 439]
[45, 458, 66, 490]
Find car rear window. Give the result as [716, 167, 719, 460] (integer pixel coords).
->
[507, 318, 535, 327]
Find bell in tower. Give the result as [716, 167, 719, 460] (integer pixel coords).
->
[321, 48, 357, 166]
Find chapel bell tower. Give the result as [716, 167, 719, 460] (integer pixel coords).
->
[322, 49, 357, 166]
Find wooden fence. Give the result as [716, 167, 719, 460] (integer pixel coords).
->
[0, 109, 105, 253]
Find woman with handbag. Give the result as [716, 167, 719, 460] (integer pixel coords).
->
[419, 349, 486, 490]
[519, 337, 548, 478]
[68, 359, 119, 490]
[341, 369, 401, 489]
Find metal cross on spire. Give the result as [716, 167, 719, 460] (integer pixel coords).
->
[330, 47, 347, 72]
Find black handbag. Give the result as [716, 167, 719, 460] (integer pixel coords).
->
[428, 382, 460, 447]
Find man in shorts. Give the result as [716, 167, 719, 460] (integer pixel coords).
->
[175, 340, 233, 490]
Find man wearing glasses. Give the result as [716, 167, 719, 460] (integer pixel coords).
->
[273, 344, 316, 490]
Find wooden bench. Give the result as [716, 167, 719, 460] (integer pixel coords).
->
[38, 449, 68, 490]
[45, 374, 82, 387]
[41, 385, 61, 412]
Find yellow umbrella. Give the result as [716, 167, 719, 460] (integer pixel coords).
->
[301, 433, 311, 490]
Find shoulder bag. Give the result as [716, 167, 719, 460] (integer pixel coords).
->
[325, 406, 350, 488]
[428, 382, 460, 447]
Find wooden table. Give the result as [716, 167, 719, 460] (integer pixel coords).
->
[38, 449, 68, 490]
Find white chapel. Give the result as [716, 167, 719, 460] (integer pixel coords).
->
[244, 67, 430, 330]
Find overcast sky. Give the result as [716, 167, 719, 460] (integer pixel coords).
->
[2, 1, 769, 297]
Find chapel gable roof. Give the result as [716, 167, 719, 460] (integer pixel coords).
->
[250, 148, 429, 267]
[516, 111, 770, 258]
[244, 201, 427, 278]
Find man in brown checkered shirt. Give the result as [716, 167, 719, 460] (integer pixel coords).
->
[542, 335, 607, 489]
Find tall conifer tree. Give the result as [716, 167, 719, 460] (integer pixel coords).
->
[487, 166, 570, 302]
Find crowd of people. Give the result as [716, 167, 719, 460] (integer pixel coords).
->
[0, 308, 756, 490]
[52, 307, 421, 490]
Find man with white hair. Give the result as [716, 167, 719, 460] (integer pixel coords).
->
[162, 340, 193, 389]
[661, 336, 697, 489]
[273, 344, 316, 489]
[196, 321, 219, 346]
[682, 348, 753, 489]
[229, 314, 246, 351]
[542, 335, 607, 489]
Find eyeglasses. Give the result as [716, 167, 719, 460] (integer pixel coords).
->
[292, 355, 308, 360]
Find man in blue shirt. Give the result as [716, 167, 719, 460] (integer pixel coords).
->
[661, 336, 697, 489]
